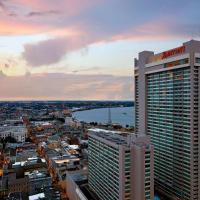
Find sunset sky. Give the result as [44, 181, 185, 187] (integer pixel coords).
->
[0, 0, 199, 100]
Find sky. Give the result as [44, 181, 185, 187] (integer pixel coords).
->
[0, 0, 200, 100]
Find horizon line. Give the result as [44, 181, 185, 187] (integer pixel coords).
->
[0, 100, 134, 102]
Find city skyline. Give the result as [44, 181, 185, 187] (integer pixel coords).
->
[0, 0, 200, 100]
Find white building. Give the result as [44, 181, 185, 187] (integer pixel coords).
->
[65, 117, 74, 126]
[0, 125, 27, 142]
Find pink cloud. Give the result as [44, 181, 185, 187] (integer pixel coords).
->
[0, 19, 50, 35]
[22, 34, 96, 66]
[111, 20, 191, 42]
[0, 0, 99, 35]
[0, 73, 134, 100]
[8, 0, 101, 17]
[22, 18, 192, 67]
[0, 0, 199, 68]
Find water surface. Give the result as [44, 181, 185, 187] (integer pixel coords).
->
[73, 107, 134, 127]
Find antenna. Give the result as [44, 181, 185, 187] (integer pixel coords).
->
[108, 108, 112, 125]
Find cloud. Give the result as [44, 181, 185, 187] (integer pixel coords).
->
[4, 63, 9, 68]
[0, 0, 5, 10]
[0, 0, 17, 17]
[0, 70, 6, 78]
[23, 38, 69, 66]
[22, 35, 93, 66]
[0, 20, 50, 35]
[22, 31, 100, 66]
[0, 0, 200, 67]
[0, 57, 20, 69]
[4, 0, 99, 18]
[0, 62, 10, 69]
[0, 73, 134, 100]
[0, 0, 199, 38]
[22, 17, 199, 67]
[72, 66, 101, 73]
[27, 10, 60, 17]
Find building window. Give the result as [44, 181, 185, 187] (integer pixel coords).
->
[164, 58, 189, 68]
[195, 57, 200, 63]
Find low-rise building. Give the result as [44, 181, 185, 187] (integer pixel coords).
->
[66, 169, 99, 200]
[26, 170, 52, 195]
[8, 169, 29, 193]
[50, 155, 81, 181]
[7, 168, 52, 195]
[28, 186, 61, 200]
[0, 125, 27, 142]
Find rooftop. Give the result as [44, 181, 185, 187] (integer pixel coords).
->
[88, 128, 150, 147]
[68, 170, 88, 183]
[29, 193, 45, 200]
[88, 128, 132, 146]
[0, 125, 26, 133]
[26, 170, 50, 179]
[12, 157, 46, 168]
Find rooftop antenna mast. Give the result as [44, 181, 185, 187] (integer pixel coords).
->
[108, 107, 112, 126]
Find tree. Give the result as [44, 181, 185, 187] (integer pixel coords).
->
[25, 137, 33, 143]
[4, 136, 17, 143]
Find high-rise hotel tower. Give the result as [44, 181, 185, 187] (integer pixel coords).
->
[134, 40, 200, 200]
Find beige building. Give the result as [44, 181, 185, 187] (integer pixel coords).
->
[135, 40, 200, 199]
[88, 128, 154, 200]
[66, 170, 88, 200]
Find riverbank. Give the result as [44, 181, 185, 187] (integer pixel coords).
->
[71, 105, 133, 112]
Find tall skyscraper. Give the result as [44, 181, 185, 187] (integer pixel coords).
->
[88, 128, 154, 200]
[135, 40, 200, 199]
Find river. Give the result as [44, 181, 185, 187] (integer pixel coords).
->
[72, 106, 135, 127]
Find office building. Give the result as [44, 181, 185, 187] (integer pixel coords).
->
[88, 128, 154, 200]
[134, 40, 200, 199]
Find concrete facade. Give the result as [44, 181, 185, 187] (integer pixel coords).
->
[88, 128, 154, 200]
[66, 170, 88, 200]
[135, 40, 200, 199]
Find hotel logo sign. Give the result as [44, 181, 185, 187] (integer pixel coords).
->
[148, 46, 186, 63]
[162, 46, 185, 59]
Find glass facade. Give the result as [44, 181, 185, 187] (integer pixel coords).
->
[146, 67, 193, 199]
[88, 137, 120, 200]
[195, 57, 200, 63]
[135, 76, 139, 134]
[192, 66, 199, 199]
[88, 137, 129, 200]
[164, 58, 189, 68]
[124, 151, 131, 200]
[88, 133, 152, 200]
[145, 150, 151, 200]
